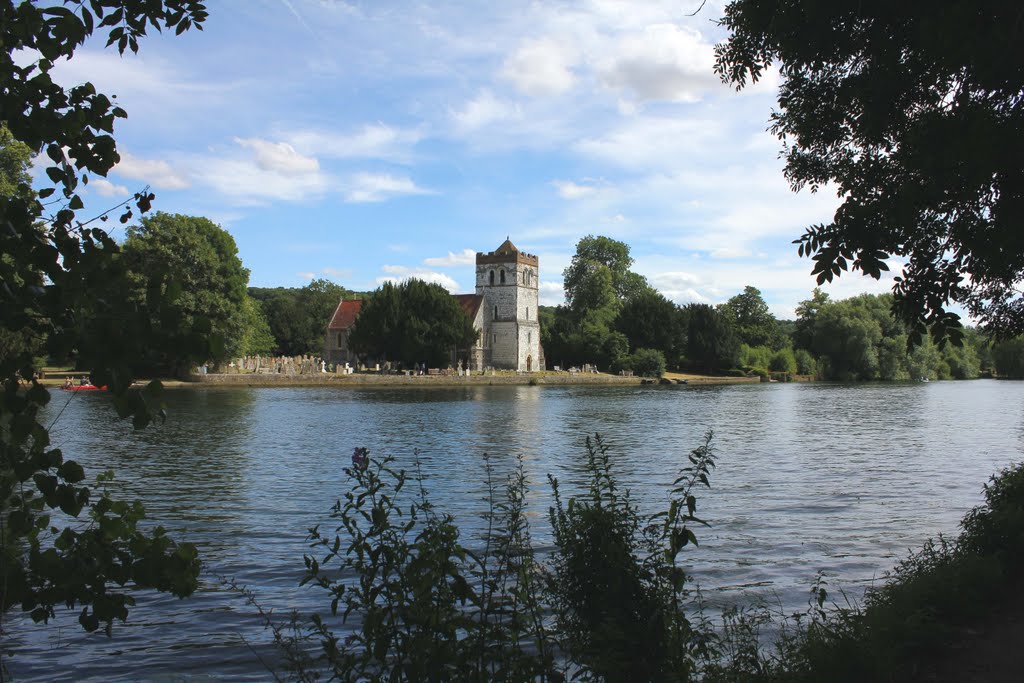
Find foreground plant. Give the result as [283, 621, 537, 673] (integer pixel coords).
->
[2, 2, 209, 660]
[264, 433, 717, 682]
[548, 432, 715, 682]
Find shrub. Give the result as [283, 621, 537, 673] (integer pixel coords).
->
[630, 348, 667, 378]
[549, 433, 715, 682]
[769, 347, 797, 374]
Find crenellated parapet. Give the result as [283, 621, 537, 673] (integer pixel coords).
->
[475, 238, 539, 267]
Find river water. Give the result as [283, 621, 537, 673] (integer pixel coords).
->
[9, 380, 1024, 680]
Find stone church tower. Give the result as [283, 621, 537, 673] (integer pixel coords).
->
[476, 239, 542, 371]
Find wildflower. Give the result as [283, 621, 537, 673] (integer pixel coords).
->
[352, 447, 369, 469]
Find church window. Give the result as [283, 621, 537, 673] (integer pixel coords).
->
[522, 270, 526, 284]
[528, 332, 532, 344]
[489, 270, 494, 285]
[493, 305, 498, 321]
[526, 307, 529, 319]
[492, 333, 496, 345]
[500, 269, 506, 284]
[337, 333, 342, 346]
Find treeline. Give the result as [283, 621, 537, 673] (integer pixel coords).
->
[49, 211, 362, 374]
[250, 280, 363, 357]
[542, 235, 1024, 380]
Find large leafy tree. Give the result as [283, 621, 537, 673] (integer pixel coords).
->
[348, 279, 478, 368]
[684, 303, 740, 373]
[0, 126, 44, 367]
[721, 285, 784, 349]
[545, 235, 647, 370]
[715, 1, 1024, 343]
[563, 235, 649, 309]
[121, 212, 250, 370]
[0, 0, 207, 642]
[615, 288, 684, 364]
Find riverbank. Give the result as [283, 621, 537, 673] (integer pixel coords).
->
[37, 369, 763, 388]
[181, 370, 762, 388]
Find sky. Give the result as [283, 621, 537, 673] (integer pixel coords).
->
[46, 0, 904, 318]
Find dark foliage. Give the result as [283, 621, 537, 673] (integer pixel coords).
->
[716, 1, 1024, 344]
[348, 279, 478, 368]
[1, 0, 207, 647]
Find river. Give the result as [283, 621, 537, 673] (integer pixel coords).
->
[9, 380, 1024, 681]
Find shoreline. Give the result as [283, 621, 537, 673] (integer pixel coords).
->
[39, 372, 763, 389]
[179, 371, 762, 388]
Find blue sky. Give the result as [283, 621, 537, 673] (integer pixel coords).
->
[49, 0, 902, 318]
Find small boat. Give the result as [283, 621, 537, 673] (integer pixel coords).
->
[61, 384, 107, 391]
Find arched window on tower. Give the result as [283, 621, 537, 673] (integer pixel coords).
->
[500, 269, 506, 284]
[526, 307, 529, 319]
[493, 305, 498, 321]
[489, 270, 495, 286]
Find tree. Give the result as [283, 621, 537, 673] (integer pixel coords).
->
[684, 304, 740, 373]
[716, 1, 1024, 343]
[348, 279, 478, 368]
[793, 287, 830, 351]
[563, 235, 648, 309]
[722, 285, 783, 349]
[1, 1, 207, 642]
[992, 338, 1024, 379]
[615, 288, 684, 364]
[0, 124, 32, 200]
[237, 296, 275, 357]
[0, 126, 44, 367]
[121, 213, 250, 371]
[251, 279, 358, 356]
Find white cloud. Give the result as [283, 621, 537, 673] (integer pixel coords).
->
[285, 124, 423, 162]
[297, 271, 316, 279]
[234, 137, 320, 174]
[193, 157, 332, 203]
[89, 178, 130, 198]
[597, 24, 719, 103]
[114, 152, 191, 190]
[576, 115, 726, 171]
[552, 180, 598, 200]
[451, 90, 522, 131]
[538, 280, 565, 306]
[344, 173, 433, 203]
[423, 248, 477, 267]
[501, 38, 576, 96]
[378, 265, 460, 292]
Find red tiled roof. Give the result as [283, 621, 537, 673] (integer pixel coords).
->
[328, 299, 363, 330]
[454, 294, 483, 319]
[329, 295, 482, 330]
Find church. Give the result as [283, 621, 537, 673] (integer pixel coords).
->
[325, 239, 544, 372]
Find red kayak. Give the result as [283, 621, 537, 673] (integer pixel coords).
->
[61, 384, 107, 391]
